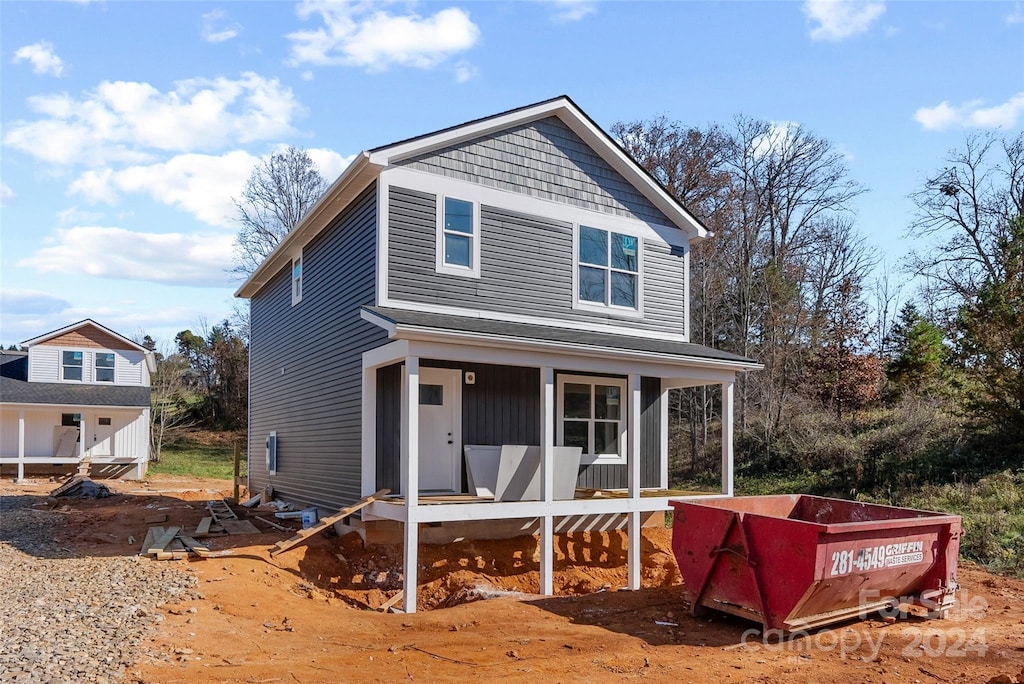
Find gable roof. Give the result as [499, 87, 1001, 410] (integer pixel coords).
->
[236, 95, 708, 299]
[22, 319, 149, 352]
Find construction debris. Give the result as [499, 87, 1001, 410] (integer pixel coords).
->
[139, 525, 226, 560]
[50, 475, 110, 499]
[270, 489, 388, 557]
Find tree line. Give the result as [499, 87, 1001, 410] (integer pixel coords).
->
[613, 117, 1022, 490]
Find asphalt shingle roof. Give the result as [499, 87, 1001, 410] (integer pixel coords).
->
[363, 307, 759, 367]
[0, 352, 151, 407]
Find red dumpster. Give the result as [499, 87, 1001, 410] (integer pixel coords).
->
[670, 495, 962, 631]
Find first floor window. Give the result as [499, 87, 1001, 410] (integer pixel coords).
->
[62, 351, 83, 381]
[95, 352, 115, 382]
[578, 226, 639, 309]
[557, 375, 627, 464]
[291, 254, 302, 304]
[61, 413, 82, 442]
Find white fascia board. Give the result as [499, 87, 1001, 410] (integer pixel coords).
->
[359, 307, 396, 335]
[0, 402, 147, 411]
[392, 326, 762, 375]
[236, 154, 381, 299]
[369, 98, 706, 241]
[22, 319, 149, 353]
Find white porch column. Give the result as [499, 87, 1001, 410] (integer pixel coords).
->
[402, 357, 420, 613]
[721, 379, 735, 496]
[79, 412, 88, 464]
[627, 373, 642, 591]
[360, 363, 376, 497]
[17, 410, 25, 483]
[659, 384, 669, 490]
[539, 366, 554, 596]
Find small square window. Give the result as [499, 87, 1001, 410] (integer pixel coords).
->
[419, 384, 444, 406]
[98, 417, 112, 426]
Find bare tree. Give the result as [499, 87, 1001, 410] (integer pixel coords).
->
[232, 146, 328, 276]
[906, 131, 1024, 314]
[150, 349, 195, 463]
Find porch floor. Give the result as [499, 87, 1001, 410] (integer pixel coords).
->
[379, 487, 720, 505]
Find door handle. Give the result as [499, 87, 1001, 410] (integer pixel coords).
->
[447, 440, 453, 445]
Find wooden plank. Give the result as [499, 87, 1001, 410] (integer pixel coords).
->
[195, 517, 213, 535]
[145, 513, 168, 524]
[139, 527, 158, 556]
[379, 590, 405, 612]
[147, 526, 181, 555]
[270, 489, 389, 557]
[178, 534, 210, 553]
[254, 515, 290, 532]
[168, 538, 186, 552]
[220, 519, 260, 535]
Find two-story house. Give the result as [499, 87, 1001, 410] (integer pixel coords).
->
[236, 96, 761, 612]
[0, 319, 154, 481]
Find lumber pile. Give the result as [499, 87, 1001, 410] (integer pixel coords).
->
[139, 526, 214, 560]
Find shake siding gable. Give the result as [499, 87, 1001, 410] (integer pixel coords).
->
[396, 116, 673, 226]
[248, 182, 386, 511]
[388, 187, 687, 334]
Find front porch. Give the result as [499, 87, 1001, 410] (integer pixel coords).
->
[359, 315, 757, 613]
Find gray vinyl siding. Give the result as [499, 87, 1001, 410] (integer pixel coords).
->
[376, 362, 661, 493]
[388, 187, 687, 334]
[396, 116, 672, 226]
[248, 182, 386, 512]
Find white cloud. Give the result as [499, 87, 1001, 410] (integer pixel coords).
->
[287, 1, 480, 71]
[3, 72, 301, 166]
[56, 206, 104, 225]
[202, 9, 242, 43]
[19, 226, 235, 287]
[69, 150, 259, 226]
[0, 289, 71, 315]
[1007, 2, 1024, 25]
[914, 93, 1024, 131]
[803, 0, 885, 42]
[0, 182, 14, 207]
[12, 41, 65, 77]
[453, 60, 478, 83]
[544, 0, 597, 23]
[751, 121, 802, 158]
[305, 147, 355, 183]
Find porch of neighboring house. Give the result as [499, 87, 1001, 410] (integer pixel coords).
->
[358, 322, 755, 613]
[0, 405, 149, 481]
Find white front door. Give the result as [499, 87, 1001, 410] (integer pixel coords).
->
[417, 368, 462, 493]
[91, 416, 114, 457]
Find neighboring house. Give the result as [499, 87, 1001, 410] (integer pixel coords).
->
[0, 320, 154, 481]
[236, 96, 762, 612]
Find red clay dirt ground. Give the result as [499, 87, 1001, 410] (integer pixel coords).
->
[4, 474, 1023, 683]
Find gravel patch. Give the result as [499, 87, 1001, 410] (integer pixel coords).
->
[0, 494, 199, 683]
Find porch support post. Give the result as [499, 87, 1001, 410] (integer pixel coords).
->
[402, 356, 420, 613]
[360, 363, 376, 497]
[627, 373, 642, 591]
[659, 382, 669, 490]
[539, 366, 554, 595]
[721, 379, 735, 496]
[17, 409, 25, 483]
[79, 411, 87, 465]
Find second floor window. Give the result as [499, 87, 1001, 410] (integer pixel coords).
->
[95, 352, 115, 382]
[437, 196, 480, 277]
[62, 351, 83, 381]
[291, 254, 303, 305]
[578, 226, 640, 309]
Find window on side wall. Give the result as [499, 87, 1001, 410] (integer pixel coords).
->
[436, 196, 480, 277]
[557, 375, 627, 465]
[291, 253, 302, 305]
[95, 352, 115, 382]
[62, 351, 83, 381]
[577, 226, 640, 311]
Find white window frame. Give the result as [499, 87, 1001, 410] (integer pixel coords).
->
[61, 349, 85, 383]
[94, 352, 115, 383]
[291, 252, 303, 305]
[435, 195, 481, 278]
[572, 225, 644, 318]
[556, 374, 628, 466]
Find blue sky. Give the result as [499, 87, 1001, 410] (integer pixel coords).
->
[2, 0, 1022, 346]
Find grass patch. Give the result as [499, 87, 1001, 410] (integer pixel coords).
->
[149, 438, 245, 481]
